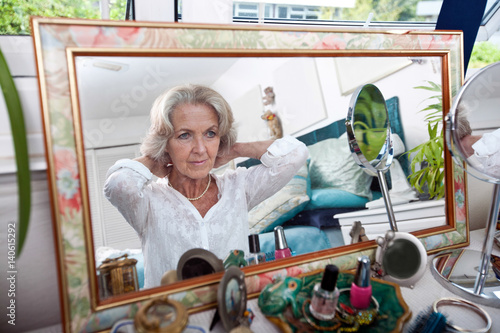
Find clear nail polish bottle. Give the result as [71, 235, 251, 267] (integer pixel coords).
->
[350, 255, 372, 309]
[247, 234, 266, 265]
[309, 264, 340, 321]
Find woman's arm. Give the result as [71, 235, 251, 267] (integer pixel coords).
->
[243, 136, 309, 210]
[134, 155, 171, 178]
[104, 159, 154, 235]
[214, 140, 274, 168]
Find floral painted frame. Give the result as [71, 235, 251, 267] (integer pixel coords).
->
[31, 17, 466, 332]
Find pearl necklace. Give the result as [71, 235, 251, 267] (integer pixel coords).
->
[168, 174, 211, 201]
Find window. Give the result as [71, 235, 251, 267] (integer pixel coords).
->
[230, 0, 439, 26]
[0, 0, 129, 35]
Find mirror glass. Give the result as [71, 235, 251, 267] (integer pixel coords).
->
[448, 62, 500, 183]
[346, 83, 392, 174]
[72, 51, 450, 295]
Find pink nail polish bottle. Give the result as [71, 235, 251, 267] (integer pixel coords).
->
[274, 226, 292, 259]
[350, 255, 372, 309]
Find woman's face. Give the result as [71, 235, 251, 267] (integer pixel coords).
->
[166, 103, 221, 180]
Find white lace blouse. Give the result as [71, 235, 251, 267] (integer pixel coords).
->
[104, 136, 308, 288]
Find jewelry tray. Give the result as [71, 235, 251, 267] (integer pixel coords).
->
[258, 269, 411, 332]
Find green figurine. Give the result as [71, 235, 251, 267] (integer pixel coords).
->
[258, 276, 303, 318]
[223, 249, 247, 269]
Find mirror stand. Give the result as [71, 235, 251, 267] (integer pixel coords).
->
[347, 84, 427, 288]
[431, 61, 500, 307]
[376, 169, 398, 232]
[432, 184, 500, 307]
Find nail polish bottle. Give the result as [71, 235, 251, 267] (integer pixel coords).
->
[350, 255, 372, 309]
[309, 264, 340, 321]
[247, 234, 266, 265]
[274, 226, 292, 259]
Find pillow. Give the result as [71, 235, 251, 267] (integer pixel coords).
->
[308, 132, 373, 199]
[304, 188, 370, 210]
[248, 163, 310, 234]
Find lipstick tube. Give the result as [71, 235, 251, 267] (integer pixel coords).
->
[350, 255, 372, 309]
[274, 226, 292, 259]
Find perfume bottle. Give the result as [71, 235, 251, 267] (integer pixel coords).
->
[247, 234, 266, 265]
[309, 264, 340, 321]
[274, 226, 292, 259]
[350, 255, 372, 309]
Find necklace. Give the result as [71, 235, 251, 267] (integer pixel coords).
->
[168, 174, 211, 201]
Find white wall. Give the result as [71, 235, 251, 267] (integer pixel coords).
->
[0, 36, 61, 332]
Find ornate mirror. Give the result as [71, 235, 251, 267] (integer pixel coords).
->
[31, 17, 467, 332]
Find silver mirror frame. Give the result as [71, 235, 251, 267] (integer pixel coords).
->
[346, 83, 397, 231]
[31, 17, 468, 332]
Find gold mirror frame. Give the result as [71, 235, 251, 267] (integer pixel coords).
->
[31, 17, 467, 332]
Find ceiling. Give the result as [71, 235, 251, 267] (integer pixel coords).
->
[76, 56, 240, 121]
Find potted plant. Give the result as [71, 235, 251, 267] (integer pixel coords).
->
[406, 81, 445, 200]
[0, 48, 31, 256]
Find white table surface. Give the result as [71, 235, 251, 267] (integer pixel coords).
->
[189, 229, 500, 332]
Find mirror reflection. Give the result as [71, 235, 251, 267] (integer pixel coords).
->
[74, 54, 447, 295]
[451, 62, 500, 182]
[347, 84, 392, 172]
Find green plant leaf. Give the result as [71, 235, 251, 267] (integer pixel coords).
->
[408, 80, 446, 199]
[0, 48, 31, 257]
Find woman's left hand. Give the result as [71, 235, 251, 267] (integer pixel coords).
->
[214, 141, 274, 168]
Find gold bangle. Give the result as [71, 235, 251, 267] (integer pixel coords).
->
[302, 299, 342, 331]
[433, 298, 492, 333]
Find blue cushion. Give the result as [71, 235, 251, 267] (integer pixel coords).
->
[305, 188, 370, 210]
[258, 226, 331, 260]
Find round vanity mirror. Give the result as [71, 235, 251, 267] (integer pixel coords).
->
[433, 61, 500, 307]
[346, 84, 396, 230]
[346, 84, 427, 288]
[346, 84, 393, 176]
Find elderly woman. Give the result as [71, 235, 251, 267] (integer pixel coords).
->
[104, 84, 308, 288]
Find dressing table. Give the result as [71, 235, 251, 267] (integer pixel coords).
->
[188, 229, 500, 332]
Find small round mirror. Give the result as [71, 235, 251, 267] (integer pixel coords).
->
[346, 84, 396, 231]
[346, 83, 393, 176]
